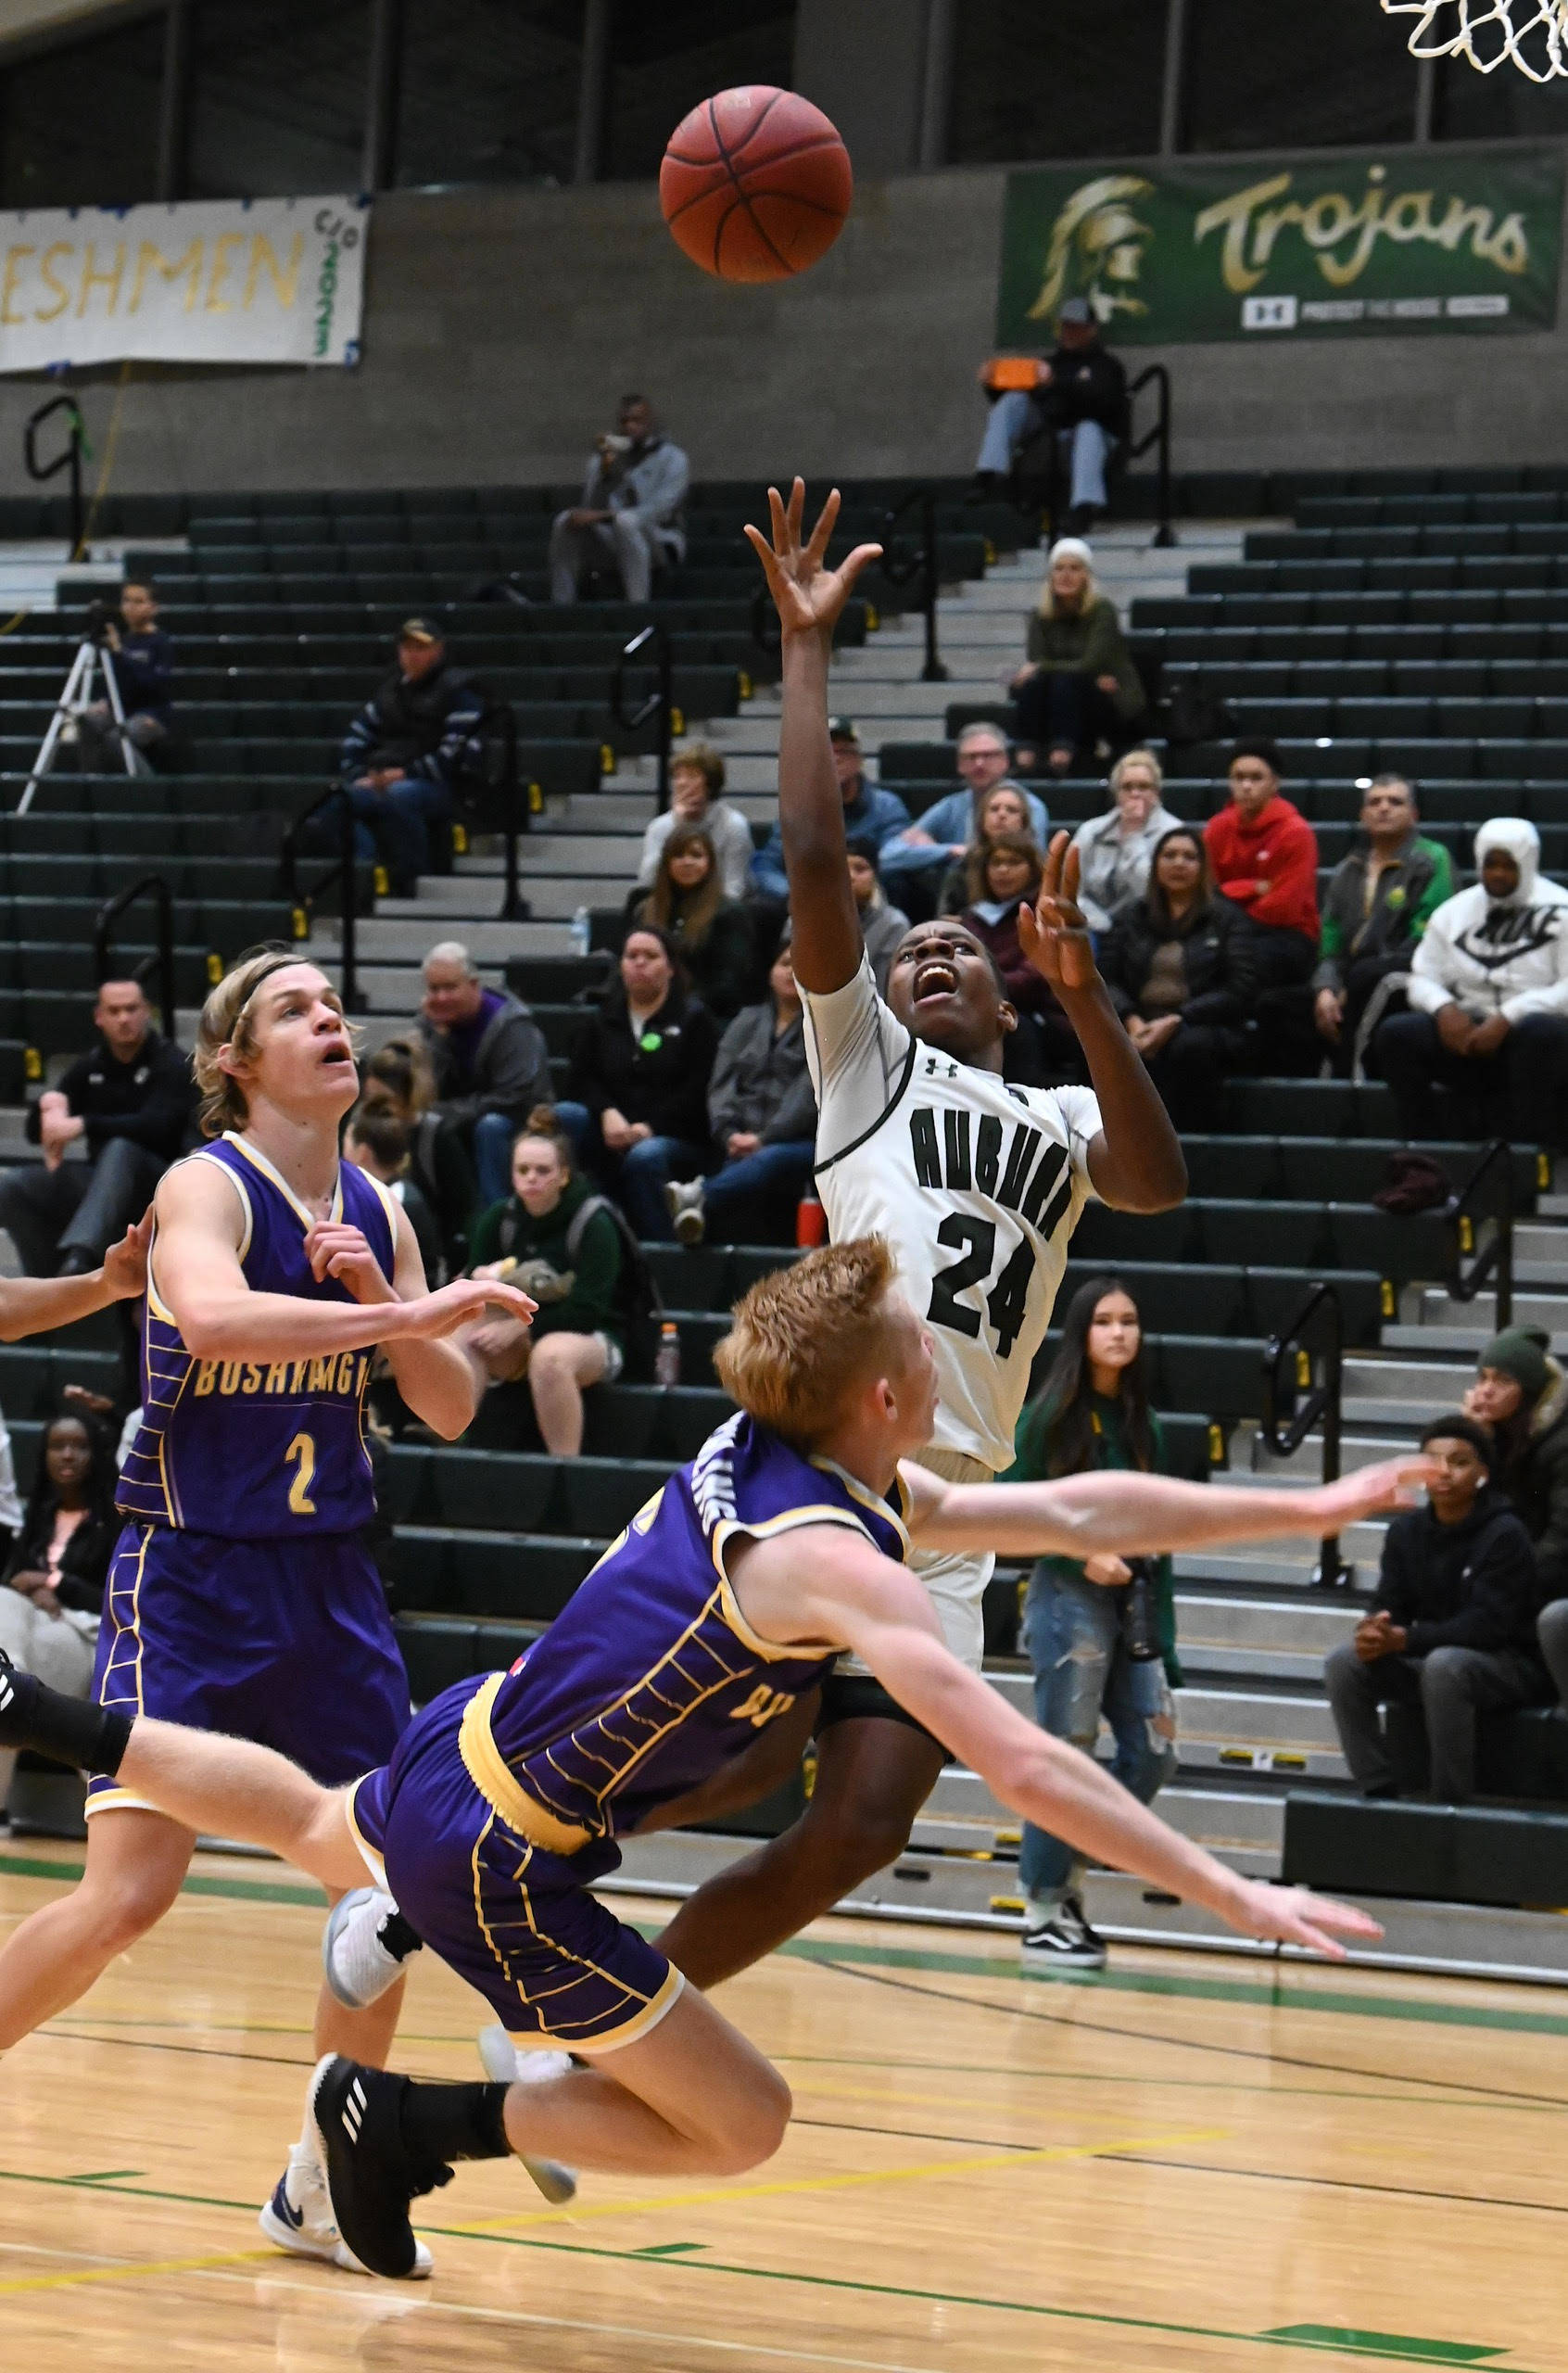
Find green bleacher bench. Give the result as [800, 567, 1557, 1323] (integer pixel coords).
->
[1283, 1786, 1568, 1908]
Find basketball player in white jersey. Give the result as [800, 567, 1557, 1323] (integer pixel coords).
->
[650, 481, 1190, 1992]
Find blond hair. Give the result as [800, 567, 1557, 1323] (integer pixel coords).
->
[714, 1237, 899, 1450]
[193, 949, 348, 1138]
[1035, 550, 1102, 621]
[1108, 747, 1165, 798]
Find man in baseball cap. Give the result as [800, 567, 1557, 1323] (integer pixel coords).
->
[973, 293, 1129, 530]
[336, 621, 487, 896]
[750, 717, 912, 905]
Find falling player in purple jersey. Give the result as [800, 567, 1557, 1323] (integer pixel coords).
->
[0, 948, 535, 2278]
[0, 1237, 1430, 2278]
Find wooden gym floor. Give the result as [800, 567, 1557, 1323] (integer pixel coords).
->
[1, 1838, 1565, 2373]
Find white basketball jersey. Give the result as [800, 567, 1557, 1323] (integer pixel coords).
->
[803, 957, 1101, 1474]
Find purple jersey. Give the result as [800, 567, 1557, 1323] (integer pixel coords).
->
[117, 1133, 397, 1538]
[459, 1411, 910, 1851]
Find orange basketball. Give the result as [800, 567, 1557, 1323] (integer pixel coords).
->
[660, 86, 853, 285]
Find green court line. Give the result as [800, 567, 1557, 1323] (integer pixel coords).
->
[1267, 2331, 1504, 2364]
[0, 2162, 1538, 2367]
[8, 1842, 1568, 2042]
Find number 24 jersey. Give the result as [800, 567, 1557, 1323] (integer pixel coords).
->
[803, 955, 1101, 1474]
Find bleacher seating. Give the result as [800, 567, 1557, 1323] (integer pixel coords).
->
[4, 463, 1566, 1910]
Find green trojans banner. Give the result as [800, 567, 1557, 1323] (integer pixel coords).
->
[995, 148, 1563, 345]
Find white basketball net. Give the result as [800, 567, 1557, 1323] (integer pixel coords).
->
[1382, 0, 1568, 77]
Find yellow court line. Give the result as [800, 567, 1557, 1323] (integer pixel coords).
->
[0, 2243, 276, 2299]
[440, 2124, 1230, 2237]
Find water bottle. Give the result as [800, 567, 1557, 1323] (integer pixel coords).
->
[569, 905, 591, 957]
[795, 1192, 827, 1248]
[653, 1320, 680, 1388]
[1119, 1557, 1161, 1662]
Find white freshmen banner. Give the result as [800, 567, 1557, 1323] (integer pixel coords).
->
[0, 195, 368, 374]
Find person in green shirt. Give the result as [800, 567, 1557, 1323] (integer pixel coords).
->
[1312, 775, 1454, 1073]
[464, 1109, 625, 1456]
[1004, 1275, 1181, 1970]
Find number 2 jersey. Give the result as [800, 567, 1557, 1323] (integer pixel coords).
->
[116, 1131, 397, 1537]
[803, 954, 1101, 1475]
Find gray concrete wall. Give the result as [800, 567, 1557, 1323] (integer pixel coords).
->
[3, 162, 1566, 497]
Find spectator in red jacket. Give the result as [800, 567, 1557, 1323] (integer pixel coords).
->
[1202, 739, 1320, 991]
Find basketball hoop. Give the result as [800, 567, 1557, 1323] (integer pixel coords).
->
[1382, 0, 1568, 77]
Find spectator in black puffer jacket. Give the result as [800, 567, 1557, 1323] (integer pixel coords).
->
[557, 925, 718, 1241]
[337, 618, 487, 895]
[1461, 1326, 1568, 1712]
[1097, 826, 1256, 1130]
[1323, 1415, 1545, 1802]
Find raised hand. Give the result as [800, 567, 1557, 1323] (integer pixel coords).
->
[743, 479, 882, 646]
[1222, 1879, 1384, 1960]
[1018, 831, 1099, 995]
[102, 1207, 153, 1301]
[1310, 1455, 1437, 1531]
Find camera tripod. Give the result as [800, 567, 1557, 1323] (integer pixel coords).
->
[19, 629, 142, 816]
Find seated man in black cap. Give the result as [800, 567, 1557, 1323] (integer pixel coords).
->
[1321, 1415, 1544, 1803]
[973, 299, 1130, 530]
[337, 620, 487, 895]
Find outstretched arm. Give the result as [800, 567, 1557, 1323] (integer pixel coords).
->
[745, 481, 882, 996]
[153, 1161, 536, 1363]
[736, 1529, 1382, 1961]
[1020, 833, 1187, 1213]
[0, 1210, 151, 1340]
[903, 1453, 1435, 1559]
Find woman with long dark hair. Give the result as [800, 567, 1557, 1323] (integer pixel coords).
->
[1005, 1276, 1181, 1969]
[632, 824, 755, 1020]
[1098, 825, 1254, 1130]
[557, 924, 718, 1239]
[0, 1410, 120, 1824]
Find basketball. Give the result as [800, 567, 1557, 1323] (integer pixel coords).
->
[660, 86, 853, 285]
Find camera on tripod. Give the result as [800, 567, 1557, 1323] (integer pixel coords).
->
[83, 595, 120, 646]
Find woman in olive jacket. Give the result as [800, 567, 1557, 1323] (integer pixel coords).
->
[1098, 825, 1256, 1130]
[558, 924, 718, 1240]
[1009, 538, 1145, 774]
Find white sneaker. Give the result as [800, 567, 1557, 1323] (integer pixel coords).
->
[476, 2024, 578, 2204]
[322, 1886, 422, 2011]
[664, 1180, 706, 1245]
[259, 2138, 435, 2278]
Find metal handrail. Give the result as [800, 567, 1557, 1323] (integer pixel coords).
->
[25, 393, 84, 554]
[612, 622, 674, 811]
[1450, 1137, 1513, 1327]
[280, 788, 364, 1012]
[1126, 364, 1175, 550]
[1261, 1279, 1348, 1590]
[95, 874, 176, 1037]
[879, 488, 948, 684]
[456, 701, 528, 922]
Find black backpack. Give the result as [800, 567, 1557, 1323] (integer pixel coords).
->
[492, 1194, 666, 1377]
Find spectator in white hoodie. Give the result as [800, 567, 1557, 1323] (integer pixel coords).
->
[1374, 818, 1568, 1148]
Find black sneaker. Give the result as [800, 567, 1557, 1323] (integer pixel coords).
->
[1019, 1892, 1108, 1969]
[306, 2054, 453, 2280]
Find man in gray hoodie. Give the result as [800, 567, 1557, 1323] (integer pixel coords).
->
[1374, 818, 1568, 1148]
[549, 394, 689, 605]
[417, 942, 553, 1211]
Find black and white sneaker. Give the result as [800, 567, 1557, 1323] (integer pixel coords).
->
[306, 2054, 453, 2281]
[1019, 1892, 1108, 1969]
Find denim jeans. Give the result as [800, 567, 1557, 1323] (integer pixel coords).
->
[341, 774, 449, 894]
[976, 400, 1116, 508]
[471, 1110, 518, 1213]
[552, 1100, 705, 1240]
[702, 1139, 815, 1241]
[1018, 1565, 1176, 1901]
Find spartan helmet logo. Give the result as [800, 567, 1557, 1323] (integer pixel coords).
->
[1026, 173, 1157, 325]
